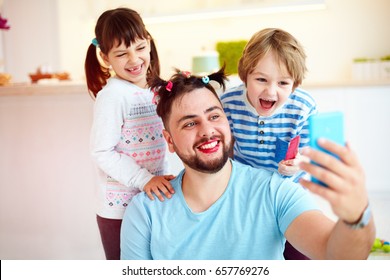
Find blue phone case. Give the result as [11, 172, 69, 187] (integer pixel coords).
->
[308, 111, 345, 187]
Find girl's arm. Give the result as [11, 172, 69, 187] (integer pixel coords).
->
[90, 91, 154, 191]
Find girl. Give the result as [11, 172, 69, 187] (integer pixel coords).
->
[85, 7, 175, 260]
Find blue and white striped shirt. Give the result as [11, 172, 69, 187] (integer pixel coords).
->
[221, 84, 317, 182]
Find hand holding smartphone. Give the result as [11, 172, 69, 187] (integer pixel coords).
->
[308, 111, 345, 187]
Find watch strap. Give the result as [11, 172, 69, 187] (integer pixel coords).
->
[343, 203, 371, 229]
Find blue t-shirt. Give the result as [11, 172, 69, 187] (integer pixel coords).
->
[121, 160, 319, 260]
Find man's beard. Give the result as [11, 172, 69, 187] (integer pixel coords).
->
[174, 135, 232, 174]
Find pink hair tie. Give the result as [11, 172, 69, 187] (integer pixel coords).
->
[166, 81, 173, 92]
[180, 71, 191, 78]
[152, 89, 160, 105]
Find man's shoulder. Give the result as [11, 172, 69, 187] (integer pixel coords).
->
[129, 173, 183, 208]
[231, 160, 297, 188]
[231, 160, 275, 181]
[232, 159, 271, 173]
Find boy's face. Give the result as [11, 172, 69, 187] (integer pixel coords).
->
[246, 50, 294, 117]
[163, 88, 232, 173]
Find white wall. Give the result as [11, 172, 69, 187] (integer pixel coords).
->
[147, 0, 390, 83]
[308, 85, 390, 193]
[2, 0, 390, 83]
[304, 84, 390, 240]
[2, 0, 60, 82]
[0, 91, 105, 259]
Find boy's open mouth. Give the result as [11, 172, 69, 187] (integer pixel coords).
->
[259, 98, 276, 110]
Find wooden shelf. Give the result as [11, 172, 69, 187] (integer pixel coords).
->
[1, 78, 389, 97]
[0, 81, 88, 96]
[302, 79, 390, 89]
[227, 75, 390, 90]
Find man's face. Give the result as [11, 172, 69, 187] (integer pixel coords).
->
[163, 88, 232, 173]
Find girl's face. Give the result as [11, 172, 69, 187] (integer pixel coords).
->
[101, 37, 151, 88]
[246, 50, 294, 117]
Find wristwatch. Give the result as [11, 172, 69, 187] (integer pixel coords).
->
[343, 203, 371, 229]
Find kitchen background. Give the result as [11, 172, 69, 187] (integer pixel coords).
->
[1, 0, 389, 83]
[0, 0, 389, 259]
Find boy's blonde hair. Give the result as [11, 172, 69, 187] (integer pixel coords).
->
[238, 28, 307, 90]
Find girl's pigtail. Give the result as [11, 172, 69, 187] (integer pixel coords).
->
[149, 72, 166, 97]
[146, 33, 160, 86]
[84, 44, 111, 98]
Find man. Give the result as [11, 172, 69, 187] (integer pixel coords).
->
[120, 68, 375, 260]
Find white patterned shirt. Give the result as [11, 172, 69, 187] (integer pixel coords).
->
[90, 77, 168, 219]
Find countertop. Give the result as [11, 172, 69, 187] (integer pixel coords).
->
[0, 81, 88, 96]
[0, 79, 389, 97]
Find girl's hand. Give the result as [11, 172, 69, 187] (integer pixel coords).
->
[278, 153, 306, 176]
[143, 175, 176, 201]
[299, 139, 368, 223]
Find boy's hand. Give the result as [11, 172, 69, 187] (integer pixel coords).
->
[278, 153, 307, 176]
[143, 175, 176, 202]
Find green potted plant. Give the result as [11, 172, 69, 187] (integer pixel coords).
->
[216, 40, 247, 75]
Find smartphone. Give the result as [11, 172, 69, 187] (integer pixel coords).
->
[308, 111, 345, 187]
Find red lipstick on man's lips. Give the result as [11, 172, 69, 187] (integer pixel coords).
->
[197, 139, 220, 154]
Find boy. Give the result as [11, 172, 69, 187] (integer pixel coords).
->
[220, 28, 317, 259]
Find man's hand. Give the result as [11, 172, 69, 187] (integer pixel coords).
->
[299, 139, 368, 223]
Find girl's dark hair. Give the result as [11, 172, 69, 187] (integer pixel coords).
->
[84, 7, 160, 98]
[149, 65, 228, 129]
